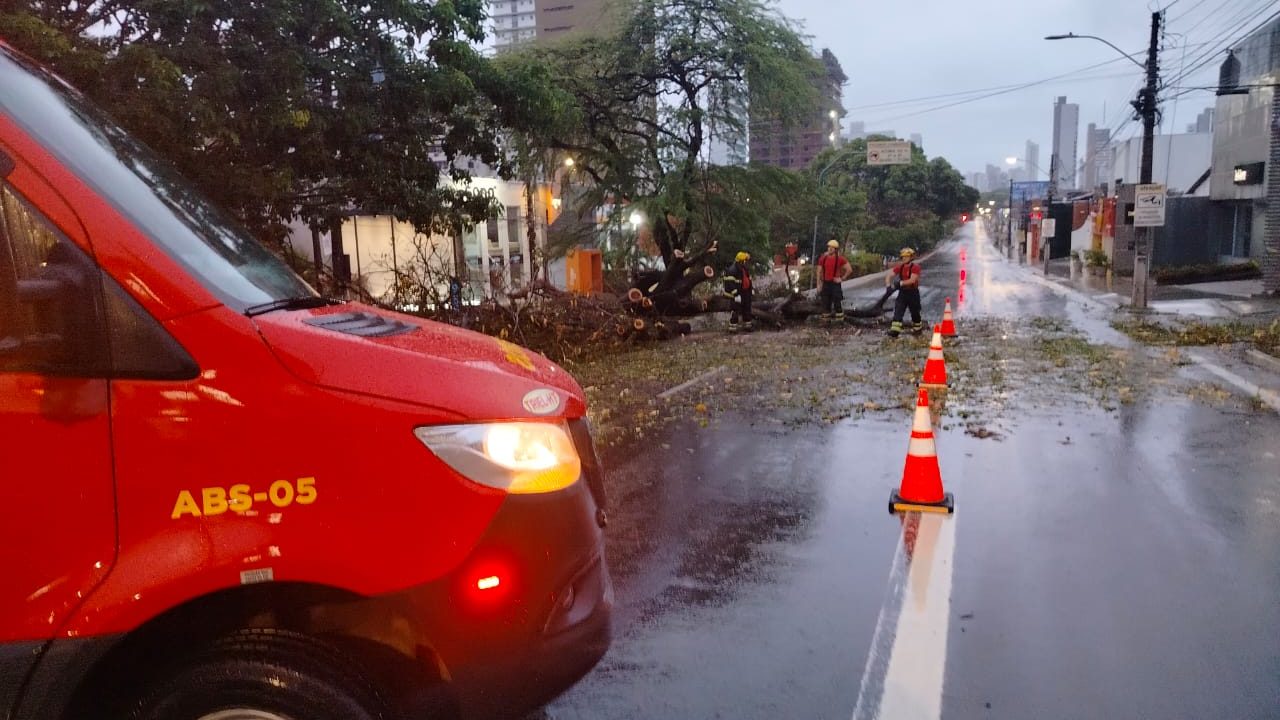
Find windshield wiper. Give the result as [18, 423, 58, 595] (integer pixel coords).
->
[244, 296, 337, 317]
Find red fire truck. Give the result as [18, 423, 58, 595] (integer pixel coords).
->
[0, 41, 611, 720]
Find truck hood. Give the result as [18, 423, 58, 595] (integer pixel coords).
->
[253, 303, 586, 422]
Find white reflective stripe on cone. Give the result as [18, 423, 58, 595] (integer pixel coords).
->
[907, 436, 937, 457]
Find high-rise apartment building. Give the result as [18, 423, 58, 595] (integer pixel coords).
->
[490, 0, 612, 51]
[1186, 108, 1214, 134]
[910, 133, 923, 149]
[1025, 140, 1040, 180]
[1051, 96, 1079, 191]
[1083, 123, 1111, 191]
[750, 49, 846, 171]
[985, 163, 1009, 192]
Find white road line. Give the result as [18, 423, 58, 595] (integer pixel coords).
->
[1187, 352, 1280, 414]
[852, 526, 909, 720]
[853, 513, 958, 720]
[656, 365, 727, 399]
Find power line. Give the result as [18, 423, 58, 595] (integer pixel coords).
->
[846, 58, 1135, 113]
[1169, 7, 1280, 90]
[862, 68, 1140, 125]
[1164, 3, 1278, 87]
[1168, 0, 1215, 24]
[1171, 0, 1252, 33]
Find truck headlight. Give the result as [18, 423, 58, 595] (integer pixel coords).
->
[414, 422, 582, 494]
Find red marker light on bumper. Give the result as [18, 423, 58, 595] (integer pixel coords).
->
[477, 575, 501, 591]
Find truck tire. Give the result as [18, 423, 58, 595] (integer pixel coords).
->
[126, 628, 391, 720]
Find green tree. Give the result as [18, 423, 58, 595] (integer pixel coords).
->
[806, 139, 976, 256]
[499, 0, 824, 307]
[0, 0, 558, 245]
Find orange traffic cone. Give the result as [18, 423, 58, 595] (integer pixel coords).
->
[940, 298, 958, 337]
[920, 325, 948, 389]
[889, 388, 954, 514]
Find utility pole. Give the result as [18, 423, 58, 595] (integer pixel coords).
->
[1133, 10, 1161, 309]
[1266, 82, 1280, 294]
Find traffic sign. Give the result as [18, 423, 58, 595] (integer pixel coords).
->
[867, 140, 912, 166]
[1134, 184, 1166, 227]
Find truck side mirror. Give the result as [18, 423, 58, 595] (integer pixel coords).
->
[0, 240, 105, 373]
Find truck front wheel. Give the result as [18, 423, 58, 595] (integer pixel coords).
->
[126, 629, 391, 720]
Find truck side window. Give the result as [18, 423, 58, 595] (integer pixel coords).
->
[0, 180, 108, 375]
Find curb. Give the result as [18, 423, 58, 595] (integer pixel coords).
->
[1245, 348, 1280, 375]
[1186, 351, 1280, 414]
[1025, 271, 1123, 311]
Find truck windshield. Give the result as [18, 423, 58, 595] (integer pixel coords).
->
[0, 47, 315, 311]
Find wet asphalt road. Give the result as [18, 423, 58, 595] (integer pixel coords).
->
[543, 225, 1280, 719]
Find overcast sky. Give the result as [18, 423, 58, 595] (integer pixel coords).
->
[775, 0, 1229, 177]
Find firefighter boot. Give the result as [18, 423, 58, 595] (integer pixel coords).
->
[728, 320, 740, 333]
[888, 321, 903, 338]
[912, 322, 925, 336]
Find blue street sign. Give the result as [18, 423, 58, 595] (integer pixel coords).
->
[1010, 181, 1050, 201]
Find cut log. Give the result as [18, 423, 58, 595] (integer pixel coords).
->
[750, 307, 785, 328]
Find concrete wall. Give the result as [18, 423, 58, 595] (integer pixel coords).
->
[286, 177, 549, 305]
[1266, 90, 1280, 293]
[1209, 83, 1274, 202]
[1113, 184, 1136, 272]
[1151, 196, 1221, 267]
[1110, 133, 1212, 195]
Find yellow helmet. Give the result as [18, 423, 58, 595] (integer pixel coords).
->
[826, 240, 840, 249]
[900, 247, 916, 258]
[735, 251, 750, 262]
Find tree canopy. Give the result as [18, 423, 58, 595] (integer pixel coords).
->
[499, 0, 824, 288]
[805, 138, 978, 256]
[0, 0, 563, 242]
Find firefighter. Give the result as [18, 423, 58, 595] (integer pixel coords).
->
[816, 239, 853, 321]
[887, 247, 923, 337]
[723, 251, 754, 332]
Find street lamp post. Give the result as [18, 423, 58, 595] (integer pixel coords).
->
[1047, 12, 1162, 308]
[1007, 178, 1014, 257]
[811, 148, 859, 287]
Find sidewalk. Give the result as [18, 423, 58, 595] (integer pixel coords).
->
[1027, 257, 1280, 413]
[1040, 258, 1280, 320]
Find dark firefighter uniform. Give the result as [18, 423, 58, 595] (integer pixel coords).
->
[888, 248, 923, 337]
[724, 252, 754, 332]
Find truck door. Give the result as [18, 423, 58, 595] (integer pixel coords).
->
[0, 147, 115, 687]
